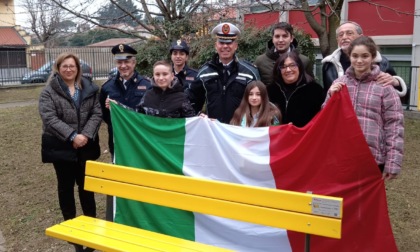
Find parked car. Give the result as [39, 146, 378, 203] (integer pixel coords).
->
[108, 67, 118, 79]
[21, 60, 93, 84]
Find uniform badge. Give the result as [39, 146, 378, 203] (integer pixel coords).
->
[138, 86, 147, 90]
[186, 77, 194, 81]
[222, 24, 230, 34]
[119, 44, 124, 52]
[177, 40, 181, 46]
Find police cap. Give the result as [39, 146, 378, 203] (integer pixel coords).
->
[169, 40, 190, 55]
[211, 22, 241, 43]
[111, 44, 137, 60]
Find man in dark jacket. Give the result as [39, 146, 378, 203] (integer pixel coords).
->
[187, 22, 260, 123]
[100, 44, 151, 157]
[99, 44, 151, 222]
[169, 39, 197, 90]
[255, 22, 313, 86]
[322, 21, 406, 97]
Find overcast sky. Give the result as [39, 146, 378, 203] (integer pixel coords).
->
[13, 0, 109, 28]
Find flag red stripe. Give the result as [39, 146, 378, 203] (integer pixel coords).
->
[269, 88, 398, 251]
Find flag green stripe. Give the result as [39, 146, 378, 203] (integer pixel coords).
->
[111, 103, 195, 240]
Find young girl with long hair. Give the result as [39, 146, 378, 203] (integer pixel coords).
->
[230, 80, 281, 127]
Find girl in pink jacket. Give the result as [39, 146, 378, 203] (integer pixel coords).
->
[325, 36, 404, 180]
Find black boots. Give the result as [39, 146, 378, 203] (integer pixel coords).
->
[72, 243, 95, 252]
[72, 244, 84, 252]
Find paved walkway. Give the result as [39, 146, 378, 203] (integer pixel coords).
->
[0, 100, 37, 109]
[1, 99, 420, 120]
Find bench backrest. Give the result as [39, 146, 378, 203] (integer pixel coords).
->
[85, 161, 343, 239]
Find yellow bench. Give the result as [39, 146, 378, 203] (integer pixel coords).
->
[46, 161, 343, 251]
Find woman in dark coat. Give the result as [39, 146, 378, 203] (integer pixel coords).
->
[268, 50, 325, 127]
[137, 60, 195, 118]
[39, 52, 101, 252]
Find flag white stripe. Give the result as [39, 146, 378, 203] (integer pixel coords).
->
[183, 118, 292, 251]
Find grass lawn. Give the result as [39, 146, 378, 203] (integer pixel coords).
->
[0, 84, 418, 251]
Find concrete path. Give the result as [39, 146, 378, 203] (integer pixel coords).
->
[0, 100, 37, 109]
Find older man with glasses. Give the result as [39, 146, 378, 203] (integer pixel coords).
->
[322, 21, 407, 97]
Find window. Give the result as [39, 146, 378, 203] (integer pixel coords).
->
[295, 0, 319, 6]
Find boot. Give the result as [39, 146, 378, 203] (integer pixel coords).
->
[72, 244, 84, 252]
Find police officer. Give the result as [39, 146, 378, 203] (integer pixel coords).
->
[99, 44, 151, 222]
[100, 44, 151, 157]
[187, 23, 260, 123]
[169, 39, 197, 90]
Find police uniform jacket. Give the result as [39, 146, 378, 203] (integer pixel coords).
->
[99, 71, 151, 153]
[188, 53, 260, 123]
[175, 64, 197, 90]
[137, 77, 195, 118]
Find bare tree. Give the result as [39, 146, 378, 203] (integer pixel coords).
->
[22, 0, 68, 47]
[49, 0, 212, 42]
[235, 0, 343, 57]
[241, 0, 419, 57]
[296, 0, 343, 58]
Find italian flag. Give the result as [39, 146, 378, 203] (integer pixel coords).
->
[110, 88, 398, 252]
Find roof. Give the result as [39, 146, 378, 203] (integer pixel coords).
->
[87, 38, 142, 47]
[0, 27, 27, 47]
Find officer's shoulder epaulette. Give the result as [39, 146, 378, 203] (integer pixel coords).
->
[101, 77, 115, 88]
[238, 59, 257, 69]
[187, 67, 198, 74]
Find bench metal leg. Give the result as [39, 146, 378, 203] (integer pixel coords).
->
[105, 195, 113, 221]
[304, 234, 310, 252]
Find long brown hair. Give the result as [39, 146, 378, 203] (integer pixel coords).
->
[230, 81, 281, 127]
[50, 52, 83, 88]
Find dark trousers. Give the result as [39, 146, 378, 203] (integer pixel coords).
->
[53, 160, 96, 220]
[378, 164, 385, 173]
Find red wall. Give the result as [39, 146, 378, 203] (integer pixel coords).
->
[348, 0, 414, 36]
[288, 10, 319, 37]
[244, 11, 279, 29]
[244, 0, 414, 38]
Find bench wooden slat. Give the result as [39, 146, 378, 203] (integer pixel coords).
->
[86, 161, 343, 218]
[46, 216, 232, 252]
[85, 176, 342, 238]
[47, 161, 343, 251]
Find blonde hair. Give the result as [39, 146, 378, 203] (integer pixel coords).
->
[153, 60, 173, 73]
[50, 52, 83, 88]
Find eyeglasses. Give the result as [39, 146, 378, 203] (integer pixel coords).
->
[279, 63, 298, 71]
[337, 30, 356, 38]
[60, 65, 76, 70]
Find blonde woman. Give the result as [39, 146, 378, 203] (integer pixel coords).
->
[39, 53, 101, 252]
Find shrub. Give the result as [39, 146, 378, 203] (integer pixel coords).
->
[134, 25, 315, 76]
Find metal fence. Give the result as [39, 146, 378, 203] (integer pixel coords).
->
[1, 48, 418, 109]
[0, 48, 115, 86]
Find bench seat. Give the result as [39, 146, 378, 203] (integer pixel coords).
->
[46, 215, 232, 252]
[46, 161, 343, 251]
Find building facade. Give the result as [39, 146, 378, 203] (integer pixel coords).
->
[243, 0, 420, 109]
